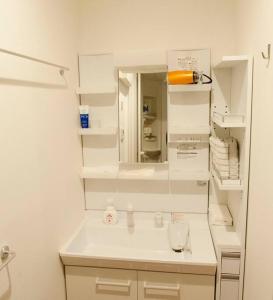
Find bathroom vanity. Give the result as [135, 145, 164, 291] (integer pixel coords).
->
[61, 49, 252, 300]
[61, 213, 216, 300]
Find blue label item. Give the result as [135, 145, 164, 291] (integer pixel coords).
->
[80, 114, 89, 128]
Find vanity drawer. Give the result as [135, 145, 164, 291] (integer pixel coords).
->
[138, 271, 214, 300]
[221, 252, 240, 275]
[220, 274, 239, 300]
[65, 266, 137, 300]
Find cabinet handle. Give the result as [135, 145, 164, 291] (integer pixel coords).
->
[222, 252, 241, 259]
[144, 281, 180, 292]
[95, 278, 131, 288]
[221, 274, 240, 280]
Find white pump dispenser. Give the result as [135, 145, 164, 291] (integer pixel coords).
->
[103, 198, 118, 225]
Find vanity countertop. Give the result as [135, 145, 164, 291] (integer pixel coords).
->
[60, 212, 217, 275]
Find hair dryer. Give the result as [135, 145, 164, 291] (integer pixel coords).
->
[168, 70, 212, 85]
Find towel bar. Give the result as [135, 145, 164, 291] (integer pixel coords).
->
[0, 47, 69, 75]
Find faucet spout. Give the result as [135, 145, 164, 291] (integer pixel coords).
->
[127, 204, 134, 228]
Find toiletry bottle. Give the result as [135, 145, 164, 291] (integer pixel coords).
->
[103, 199, 118, 224]
[79, 105, 89, 128]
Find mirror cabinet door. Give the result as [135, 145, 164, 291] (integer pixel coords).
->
[119, 70, 167, 164]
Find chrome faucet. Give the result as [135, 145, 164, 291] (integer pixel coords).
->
[127, 204, 134, 228]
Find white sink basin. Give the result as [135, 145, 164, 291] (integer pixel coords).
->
[60, 212, 217, 275]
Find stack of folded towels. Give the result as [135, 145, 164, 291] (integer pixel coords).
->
[210, 136, 239, 180]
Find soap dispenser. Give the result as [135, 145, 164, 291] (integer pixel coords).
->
[103, 198, 118, 225]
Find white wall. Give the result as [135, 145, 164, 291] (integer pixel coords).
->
[78, 0, 237, 64]
[0, 1, 84, 300]
[235, 1, 273, 299]
[78, 0, 238, 213]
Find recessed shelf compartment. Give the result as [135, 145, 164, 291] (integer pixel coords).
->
[81, 166, 118, 179]
[212, 112, 246, 128]
[214, 55, 249, 69]
[169, 170, 210, 181]
[169, 125, 210, 135]
[168, 84, 211, 93]
[76, 86, 116, 95]
[79, 127, 117, 136]
[212, 169, 243, 191]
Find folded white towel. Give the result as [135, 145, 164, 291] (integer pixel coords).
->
[213, 157, 229, 166]
[211, 136, 240, 180]
[212, 151, 229, 160]
[213, 164, 230, 179]
[211, 147, 229, 155]
[214, 164, 230, 172]
[210, 136, 229, 148]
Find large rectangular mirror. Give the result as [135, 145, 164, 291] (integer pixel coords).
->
[118, 68, 168, 163]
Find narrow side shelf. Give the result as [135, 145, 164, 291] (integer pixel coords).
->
[212, 169, 243, 191]
[168, 84, 211, 93]
[214, 55, 249, 69]
[76, 86, 116, 95]
[79, 127, 117, 136]
[212, 112, 246, 128]
[210, 224, 241, 251]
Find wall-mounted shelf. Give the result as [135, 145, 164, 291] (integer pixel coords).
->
[79, 127, 117, 136]
[169, 125, 210, 135]
[212, 169, 243, 191]
[210, 225, 241, 251]
[76, 86, 116, 95]
[168, 84, 211, 93]
[81, 166, 118, 179]
[214, 55, 249, 69]
[81, 166, 168, 181]
[143, 114, 157, 121]
[212, 112, 246, 128]
[118, 170, 168, 181]
[169, 170, 210, 181]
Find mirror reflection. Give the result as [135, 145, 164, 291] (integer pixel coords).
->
[119, 70, 168, 163]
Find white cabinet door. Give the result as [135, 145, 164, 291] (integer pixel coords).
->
[220, 276, 239, 300]
[66, 266, 137, 300]
[138, 271, 214, 300]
